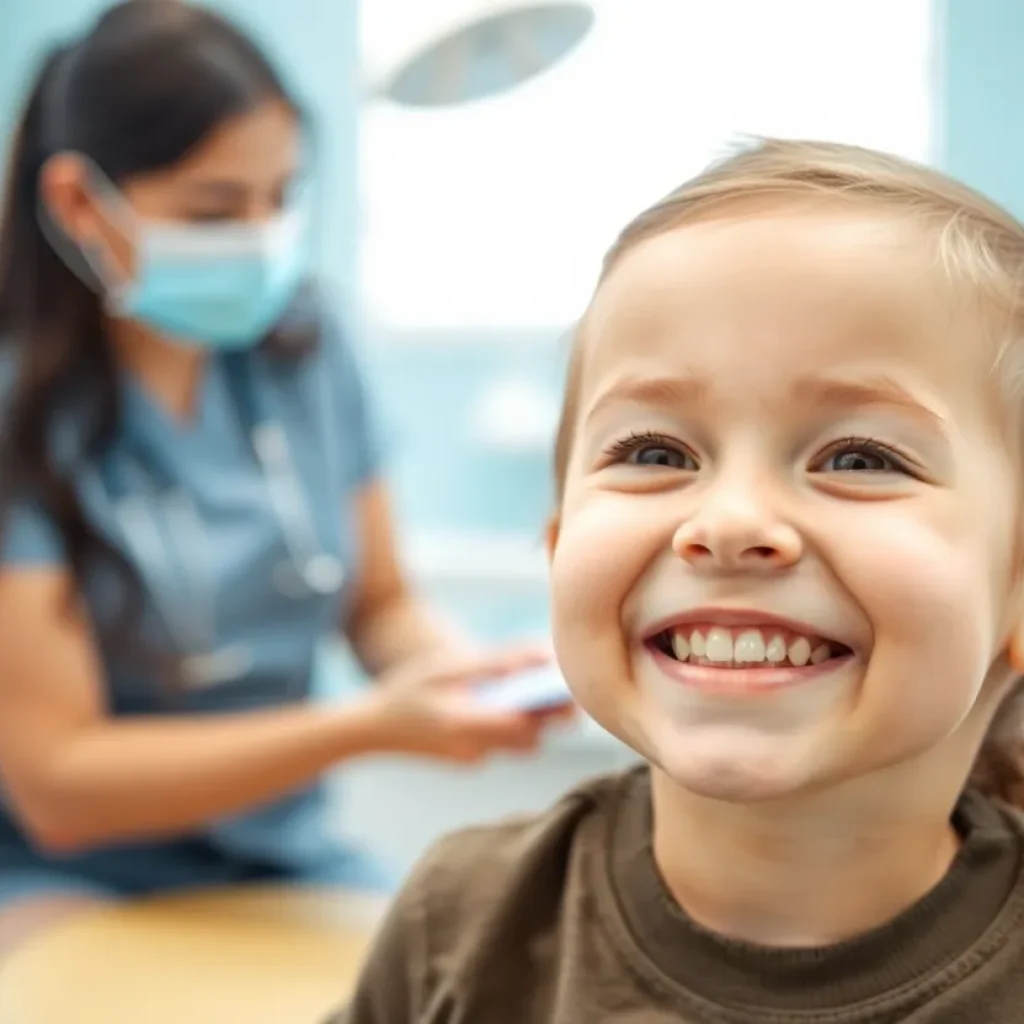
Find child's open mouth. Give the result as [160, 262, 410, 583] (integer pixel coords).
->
[649, 624, 852, 671]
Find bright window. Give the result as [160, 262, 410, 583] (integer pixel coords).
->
[360, 0, 934, 329]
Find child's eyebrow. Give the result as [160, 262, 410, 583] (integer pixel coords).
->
[795, 375, 950, 431]
[582, 370, 951, 437]
[583, 374, 708, 425]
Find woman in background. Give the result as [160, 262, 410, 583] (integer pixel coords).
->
[0, 0, 561, 954]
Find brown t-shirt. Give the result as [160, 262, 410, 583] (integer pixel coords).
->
[334, 767, 1024, 1023]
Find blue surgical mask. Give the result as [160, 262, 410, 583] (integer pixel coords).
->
[41, 163, 310, 350]
[108, 209, 310, 349]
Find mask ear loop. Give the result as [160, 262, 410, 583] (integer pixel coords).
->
[36, 152, 140, 314]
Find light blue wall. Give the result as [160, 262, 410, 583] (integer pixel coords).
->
[366, 329, 561, 536]
[937, 0, 1024, 218]
[0, 0, 359, 298]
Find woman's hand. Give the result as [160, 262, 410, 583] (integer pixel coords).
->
[360, 646, 572, 764]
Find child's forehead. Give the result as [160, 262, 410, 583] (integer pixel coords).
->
[578, 208, 994, 411]
[592, 209, 936, 341]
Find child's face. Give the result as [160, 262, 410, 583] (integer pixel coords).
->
[550, 206, 1024, 803]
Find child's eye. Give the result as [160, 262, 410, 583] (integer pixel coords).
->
[815, 438, 909, 474]
[604, 432, 699, 470]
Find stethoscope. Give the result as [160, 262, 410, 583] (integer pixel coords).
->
[107, 355, 345, 690]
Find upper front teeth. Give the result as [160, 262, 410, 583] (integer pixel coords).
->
[733, 630, 766, 662]
[669, 627, 831, 667]
[765, 634, 787, 663]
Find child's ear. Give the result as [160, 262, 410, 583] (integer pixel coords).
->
[1007, 559, 1024, 671]
[1010, 617, 1024, 673]
[545, 515, 560, 563]
[1007, 581, 1024, 672]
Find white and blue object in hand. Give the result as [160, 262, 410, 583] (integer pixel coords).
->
[475, 664, 573, 713]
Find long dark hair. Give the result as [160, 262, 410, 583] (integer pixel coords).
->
[0, 0, 308, 667]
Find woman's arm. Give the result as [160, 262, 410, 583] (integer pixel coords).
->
[0, 567, 396, 853]
[0, 567, 545, 855]
[343, 481, 472, 677]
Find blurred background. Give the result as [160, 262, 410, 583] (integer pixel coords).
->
[0, 0, 1017, 878]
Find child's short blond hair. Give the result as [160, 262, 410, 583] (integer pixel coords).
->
[552, 136, 1024, 807]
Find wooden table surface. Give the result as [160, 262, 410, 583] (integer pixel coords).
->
[0, 885, 389, 1023]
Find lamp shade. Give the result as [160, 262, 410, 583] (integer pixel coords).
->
[362, 0, 596, 107]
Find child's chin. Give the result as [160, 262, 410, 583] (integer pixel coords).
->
[650, 731, 827, 804]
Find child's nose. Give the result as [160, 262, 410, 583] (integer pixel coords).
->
[671, 497, 802, 573]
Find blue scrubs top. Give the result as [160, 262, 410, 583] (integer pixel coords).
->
[0, 291, 390, 900]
